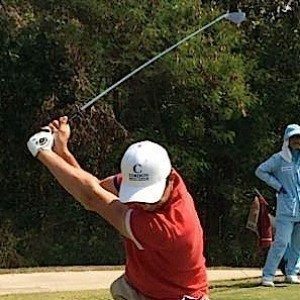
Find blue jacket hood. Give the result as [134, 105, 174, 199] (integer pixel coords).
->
[280, 124, 300, 163]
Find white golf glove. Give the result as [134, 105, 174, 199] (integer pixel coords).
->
[27, 126, 54, 157]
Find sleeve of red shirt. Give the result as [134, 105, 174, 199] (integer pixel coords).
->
[113, 173, 122, 192]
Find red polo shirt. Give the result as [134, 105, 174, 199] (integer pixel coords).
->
[114, 170, 208, 300]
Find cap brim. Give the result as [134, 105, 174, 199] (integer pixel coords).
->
[119, 180, 167, 204]
[287, 129, 300, 138]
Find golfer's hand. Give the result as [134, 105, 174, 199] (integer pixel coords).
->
[49, 116, 71, 155]
[27, 126, 54, 157]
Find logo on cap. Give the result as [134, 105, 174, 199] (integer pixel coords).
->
[129, 164, 149, 181]
[133, 164, 142, 173]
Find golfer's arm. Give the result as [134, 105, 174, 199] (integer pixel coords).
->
[37, 150, 130, 238]
[55, 148, 81, 168]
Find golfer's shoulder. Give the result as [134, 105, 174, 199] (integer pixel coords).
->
[130, 202, 195, 237]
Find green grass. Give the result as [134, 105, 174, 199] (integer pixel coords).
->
[210, 277, 300, 300]
[1, 278, 300, 300]
[0, 290, 111, 300]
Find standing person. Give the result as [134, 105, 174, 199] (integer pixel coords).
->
[255, 124, 300, 287]
[27, 116, 209, 300]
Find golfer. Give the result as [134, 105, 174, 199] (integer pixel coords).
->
[27, 116, 209, 300]
[255, 124, 300, 287]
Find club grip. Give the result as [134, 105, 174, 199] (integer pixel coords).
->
[69, 111, 81, 121]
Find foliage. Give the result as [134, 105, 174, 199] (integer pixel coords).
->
[0, 0, 299, 267]
[0, 220, 28, 268]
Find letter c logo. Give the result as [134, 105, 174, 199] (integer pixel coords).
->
[133, 164, 142, 173]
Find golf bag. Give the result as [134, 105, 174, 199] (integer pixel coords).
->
[246, 189, 286, 275]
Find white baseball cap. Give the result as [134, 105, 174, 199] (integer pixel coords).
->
[284, 124, 300, 140]
[119, 140, 172, 204]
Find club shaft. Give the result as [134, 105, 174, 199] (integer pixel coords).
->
[77, 13, 227, 113]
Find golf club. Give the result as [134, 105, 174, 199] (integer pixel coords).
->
[69, 10, 246, 121]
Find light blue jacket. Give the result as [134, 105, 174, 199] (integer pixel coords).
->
[255, 124, 300, 220]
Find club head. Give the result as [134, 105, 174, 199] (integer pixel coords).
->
[225, 10, 246, 25]
[283, 0, 293, 12]
[283, 5, 292, 12]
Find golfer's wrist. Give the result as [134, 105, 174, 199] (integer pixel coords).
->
[54, 145, 70, 156]
[36, 149, 54, 161]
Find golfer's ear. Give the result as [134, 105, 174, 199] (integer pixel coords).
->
[168, 172, 175, 184]
[160, 173, 175, 202]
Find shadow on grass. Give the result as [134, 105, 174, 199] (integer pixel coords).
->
[209, 277, 300, 300]
[210, 276, 288, 291]
[210, 278, 261, 290]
